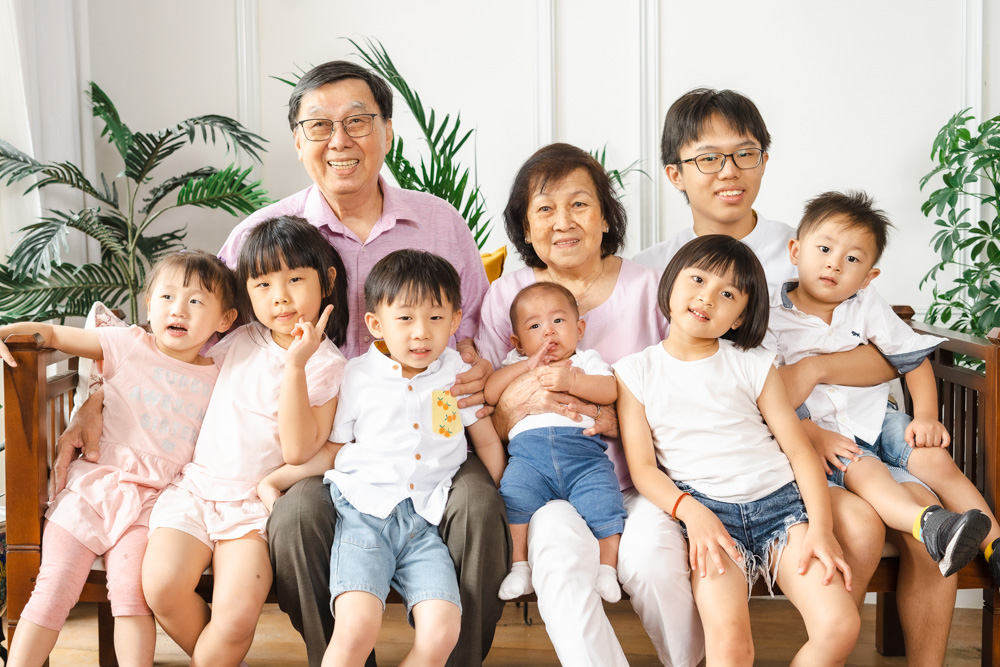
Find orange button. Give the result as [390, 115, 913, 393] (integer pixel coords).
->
[415, 453, 421, 460]
[393, 364, 399, 370]
[412, 423, 419, 430]
[408, 385, 413, 391]
[409, 483, 415, 490]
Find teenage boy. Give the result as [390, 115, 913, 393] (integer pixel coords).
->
[625, 88, 958, 664]
[258, 249, 506, 666]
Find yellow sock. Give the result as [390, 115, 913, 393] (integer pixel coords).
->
[913, 506, 931, 542]
[987, 538, 997, 563]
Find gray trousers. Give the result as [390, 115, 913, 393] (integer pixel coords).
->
[267, 455, 512, 667]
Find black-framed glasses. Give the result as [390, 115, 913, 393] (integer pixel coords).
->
[296, 113, 380, 141]
[676, 148, 764, 174]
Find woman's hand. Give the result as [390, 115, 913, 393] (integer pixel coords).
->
[675, 498, 742, 578]
[798, 526, 853, 591]
[492, 370, 582, 439]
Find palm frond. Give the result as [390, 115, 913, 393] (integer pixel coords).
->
[0, 261, 134, 324]
[0, 139, 114, 206]
[135, 229, 187, 266]
[124, 131, 188, 183]
[173, 164, 271, 216]
[88, 82, 134, 162]
[173, 116, 268, 163]
[141, 167, 218, 213]
[6, 208, 128, 280]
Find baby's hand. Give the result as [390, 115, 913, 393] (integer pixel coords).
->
[906, 417, 950, 448]
[799, 526, 852, 591]
[807, 424, 861, 475]
[287, 305, 333, 367]
[257, 482, 282, 514]
[536, 365, 576, 393]
[526, 340, 559, 370]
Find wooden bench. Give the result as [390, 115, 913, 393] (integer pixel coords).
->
[4, 316, 1000, 665]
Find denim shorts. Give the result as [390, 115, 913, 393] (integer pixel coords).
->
[328, 482, 461, 621]
[676, 480, 808, 595]
[500, 426, 626, 538]
[827, 408, 929, 491]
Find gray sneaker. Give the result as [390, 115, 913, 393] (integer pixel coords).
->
[922, 506, 991, 577]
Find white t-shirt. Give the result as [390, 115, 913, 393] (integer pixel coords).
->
[614, 339, 794, 503]
[174, 322, 347, 502]
[764, 282, 946, 444]
[633, 214, 797, 297]
[327, 345, 482, 525]
[503, 347, 613, 440]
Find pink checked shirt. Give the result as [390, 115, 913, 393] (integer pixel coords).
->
[219, 178, 489, 359]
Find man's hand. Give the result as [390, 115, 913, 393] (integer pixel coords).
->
[52, 389, 105, 498]
[453, 339, 493, 418]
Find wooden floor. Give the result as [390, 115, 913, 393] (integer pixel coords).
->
[33, 599, 983, 665]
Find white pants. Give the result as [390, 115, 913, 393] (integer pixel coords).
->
[527, 490, 704, 666]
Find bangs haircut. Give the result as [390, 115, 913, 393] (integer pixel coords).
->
[657, 234, 769, 350]
[798, 190, 893, 262]
[287, 60, 393, 130]
[508, 282, 580, 331]
[504, 143, 627, 269]
[144, 250, 238, 314]
[661, 88, 771, 167]
[364, 249, 462, 313]
[236, 216, 349, 347]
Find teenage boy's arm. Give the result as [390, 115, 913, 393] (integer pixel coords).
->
[757, 367, 852, 590]
[903, 358, 950, 448]
[465, 418, 507, 487]
[0, 322, 104, 366]
[777, 344, 896, 406]
[258, 441, 343, 512]
[617, 377, 741, 578]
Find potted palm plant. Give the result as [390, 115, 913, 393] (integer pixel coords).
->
[0, 82, 270, 324]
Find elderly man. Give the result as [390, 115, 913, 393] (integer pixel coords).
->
[57, 61, 510, 667]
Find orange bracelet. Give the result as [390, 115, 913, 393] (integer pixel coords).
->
[671, 492, 691, 520]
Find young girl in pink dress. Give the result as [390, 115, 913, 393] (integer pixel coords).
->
[0, 251, 239, 667]
[141, 216, 349, 667]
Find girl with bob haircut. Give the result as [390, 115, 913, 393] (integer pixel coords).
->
[616, 234, 861, 666]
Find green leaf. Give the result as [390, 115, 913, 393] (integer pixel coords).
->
[88, 82, 134, 161]
[173, 164, 272, 215]
[0, 261, 134, 325]
[142, 167, 218, 213]
[6, 208, 128, 280]
[0, 139, 114, 207]
[172, 115, 268, 163]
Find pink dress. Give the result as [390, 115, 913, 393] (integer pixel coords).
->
[46, 326, 220, 553]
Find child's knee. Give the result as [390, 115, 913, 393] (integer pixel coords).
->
[414, 603, 461, 655]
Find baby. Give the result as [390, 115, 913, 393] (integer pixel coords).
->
[485, 282, 626, 602]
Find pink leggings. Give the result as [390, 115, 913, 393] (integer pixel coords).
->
[20, 522, 151, 631]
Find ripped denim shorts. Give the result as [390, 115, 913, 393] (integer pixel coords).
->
[675, 480, 808, 596]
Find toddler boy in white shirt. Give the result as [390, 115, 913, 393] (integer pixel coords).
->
[764, 190, 1000, 578]
[258, 249, 506, 667]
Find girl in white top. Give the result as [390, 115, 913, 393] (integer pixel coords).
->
[141, 216, 348, 667]
[615, 235, 859, 666]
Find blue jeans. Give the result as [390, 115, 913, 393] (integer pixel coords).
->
[328, 482, 461, 621]
[827, 408, 929, 490]
[499, 426, 626, 539]
[676, 480, 808, 594]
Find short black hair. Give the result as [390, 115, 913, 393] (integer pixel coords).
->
[145, 250, 238, 314]
[236, 216, 349, 346]
[503, 143, 627, 269]
[661, 88, 771, 168]
[657, 234, 769, 350]
[364, 250, 462, 313]
[508, 282, 579, 332]
[287, 60, 394, 131]
[798, 190, 893, 262]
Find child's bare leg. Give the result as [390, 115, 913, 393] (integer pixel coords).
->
[690, 551, 754, 666]
[401, 599, 461, 667]
[907, 446, 1000, 548]
[142, 528, 213, 654]
[324, 591, 383, 667]
[843, 458, 928, 532]
[595, 533, 622, 602]
[7, 621, 60, 667]
[498, 523, 532, 599]
[113, 616, 156, 667]
[776, 524, 860, 666]
[886, 482, 956, 667]
[192, 533, 272, 666]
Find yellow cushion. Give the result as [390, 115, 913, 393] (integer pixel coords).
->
[481, 246, 507, 283]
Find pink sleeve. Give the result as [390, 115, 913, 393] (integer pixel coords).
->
[305, 342, 348, 407]
[95, 325, 147, 382]
[474, 280, 515, 369]
[452, 215, 490, 345]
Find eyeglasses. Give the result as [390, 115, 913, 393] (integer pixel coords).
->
[676, 148, 764, 174]
[296, 114, 380, 141]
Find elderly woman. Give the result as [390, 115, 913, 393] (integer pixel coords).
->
[476, 143, 700, 667]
